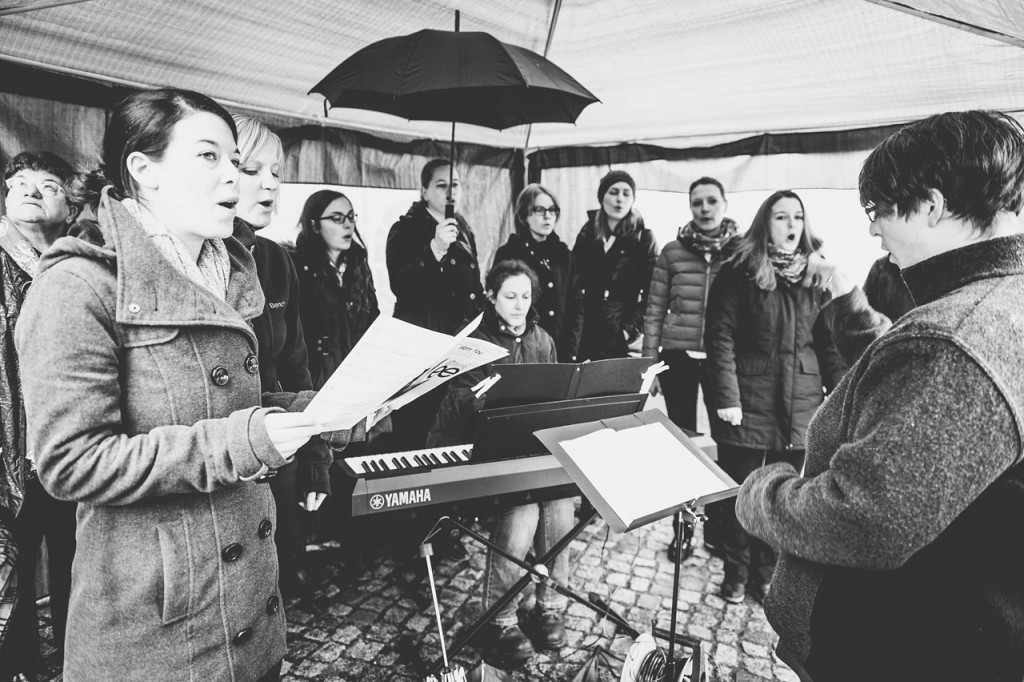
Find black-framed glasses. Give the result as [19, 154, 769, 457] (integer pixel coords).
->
[4, 176, 65, 197]
[864, 203, 889, 222]
[530, 206, 560, 218]
[320, 211, 357, 225]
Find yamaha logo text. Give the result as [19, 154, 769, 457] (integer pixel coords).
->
[369, 488, 432, 511]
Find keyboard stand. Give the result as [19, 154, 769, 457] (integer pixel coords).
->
[423, 511, 636, 676]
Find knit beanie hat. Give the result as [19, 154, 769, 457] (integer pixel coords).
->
[597, 169, 636, 202]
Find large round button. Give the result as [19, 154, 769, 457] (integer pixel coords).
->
[244, 354, 259, 374]
[548, 310, 555, 317]
[211, 366, 230, 386]
[266, 595, 280, 615]
[547, 281, 554, 288]
[258, 519, 273, 539]
[221, 543, 243, 562]
[469, 293, 476, 300]
[232, 628, 253, 646]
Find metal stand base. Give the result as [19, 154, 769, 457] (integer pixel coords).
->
[423, 507, 709, 681]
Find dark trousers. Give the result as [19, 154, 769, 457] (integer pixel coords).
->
[268, 460, 305, 596]
[0, 475, 76, 678]
[716, 443, 804, 585]
[660, 350, 720, 545]
[658, 349, 709, 432]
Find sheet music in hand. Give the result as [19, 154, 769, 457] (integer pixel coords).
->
[535, 410, 738, 533]
[302, 313, 508, 429]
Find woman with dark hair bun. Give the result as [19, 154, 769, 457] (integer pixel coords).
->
[493, 182, 579, 359]
[427, 259, 571, 667]
[566, 169, 657, 362]
[290, 189, 379, 389]
[704, 190, 844, 605]
[14, 88, 350, 682]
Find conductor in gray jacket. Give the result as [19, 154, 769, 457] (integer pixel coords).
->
[737, 110, 1024, 681]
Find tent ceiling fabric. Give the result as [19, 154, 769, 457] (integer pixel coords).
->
[2, 0, 1024, 149]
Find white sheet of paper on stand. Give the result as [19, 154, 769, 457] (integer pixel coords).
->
[559, 421, 730, 528]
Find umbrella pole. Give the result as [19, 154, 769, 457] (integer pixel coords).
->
[446, 120, 456, 219]
[446, 9, 460, 220]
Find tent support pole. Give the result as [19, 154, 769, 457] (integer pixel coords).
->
[522, 0, 563, 152]
[862, 0, 1024, 49]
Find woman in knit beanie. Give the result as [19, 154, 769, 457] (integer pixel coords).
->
[564, 169, 657, 361]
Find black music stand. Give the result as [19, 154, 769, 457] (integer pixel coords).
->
[535, 410, 738, 682]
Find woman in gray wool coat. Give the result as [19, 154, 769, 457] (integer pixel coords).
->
[15, 89, 349, 682]
[739, 111, 1024, 682]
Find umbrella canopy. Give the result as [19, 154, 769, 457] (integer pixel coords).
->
[310, 28, 599, 131]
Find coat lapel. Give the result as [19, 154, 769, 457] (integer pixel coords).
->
[99, 195, 264, 330]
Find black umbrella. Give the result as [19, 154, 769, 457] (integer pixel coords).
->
[310, 12, 598, 214]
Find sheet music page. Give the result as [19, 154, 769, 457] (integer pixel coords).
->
[303, 315, 494, 429]
[560, 422, 730, 526]
[380, 336, 509, 414]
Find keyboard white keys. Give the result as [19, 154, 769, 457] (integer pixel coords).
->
[344, 444, 473, 476]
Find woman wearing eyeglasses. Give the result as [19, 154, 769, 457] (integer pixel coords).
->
[291, 190, 379, 389]
[493, 183, 580, 360]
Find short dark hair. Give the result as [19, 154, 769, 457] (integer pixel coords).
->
[689, 176, 725, 198]
[859, 110, 1024, 235]
[4, 151, 75, 185]
[102, 88, 237, 199]
[486, 258, 539, 299]
[513, 183, 560, 237]
[420, 158, 452, 189]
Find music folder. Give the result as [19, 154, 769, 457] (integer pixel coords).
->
[534, 410, 738, 534]
[480, 357, 654, 409]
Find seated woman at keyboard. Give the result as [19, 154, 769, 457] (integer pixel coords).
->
[427, 258, 572, 667]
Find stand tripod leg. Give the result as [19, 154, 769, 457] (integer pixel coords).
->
[427, 509, 601, 676]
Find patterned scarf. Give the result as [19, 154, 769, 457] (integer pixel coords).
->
[0, 216, 42, 278]
[678, 217, 738, 255]
[122, 198, 230, 300]
[768, 245, 809, 285]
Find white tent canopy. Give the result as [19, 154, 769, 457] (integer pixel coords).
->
[3, 0, 1024, 152]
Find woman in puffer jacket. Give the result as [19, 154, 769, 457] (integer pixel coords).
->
[565, 170, 657, 362]
[643, 176, 738, 562]
[704, 190, 844, 606]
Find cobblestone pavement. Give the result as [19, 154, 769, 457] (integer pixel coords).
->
[33, 512, 798, 682]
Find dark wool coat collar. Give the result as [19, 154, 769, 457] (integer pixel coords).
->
[901, 233, 1024, 306]
[38, 192, 264, 329]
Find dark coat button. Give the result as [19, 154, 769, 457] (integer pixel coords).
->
[258, 519, 273, 539]
[211, 366, 230, 386]
[222, 543, 243, 562]
[232, 627, 253, 646]
[244, 354, 259, 374]
[266, 595, 280, 615]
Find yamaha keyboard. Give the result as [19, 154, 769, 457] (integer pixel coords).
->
[343, 445, 575, 517]
[341, 430, 717, 518]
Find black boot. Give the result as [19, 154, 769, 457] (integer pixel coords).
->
[527, 608, 567, 649]
[481, 623, 534, 666]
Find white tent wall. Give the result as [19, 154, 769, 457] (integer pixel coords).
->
[535, 148, 878, 248]
[3, 1, 1024, 148]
